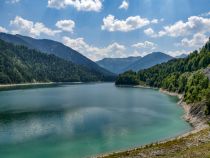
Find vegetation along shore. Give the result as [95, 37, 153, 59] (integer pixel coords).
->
[105, 39, 210, 157]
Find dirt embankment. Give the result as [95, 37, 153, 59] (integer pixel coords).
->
[159, 89, 208, 130]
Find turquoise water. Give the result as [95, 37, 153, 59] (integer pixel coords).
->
[0, 83, 191, 158]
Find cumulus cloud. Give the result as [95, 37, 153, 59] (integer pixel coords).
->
[200, 11, 210, 17]
[151, 18, 164, 24]
[151, 19, 158, 24]
[56, 19, 75, 32]
[144, 16, 210, 38]
[132, 41, 156, 50]
[147, 16, 210, 38]
[63, 36, 127, 60]
[6, 0, 20, 4]
[134, 51, 156, 57]
[10, 16, 61, 37]
[144, 28, 155, 37]
[101, 15, 150, 32]
[180, 33, 208, 47]
[48, 0, 102, 12]
[0, 26, 8, 33]
[119, 0, 129, 10]
[167, 50, 189, 57]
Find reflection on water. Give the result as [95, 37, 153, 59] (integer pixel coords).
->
[0, 83, 191, 158]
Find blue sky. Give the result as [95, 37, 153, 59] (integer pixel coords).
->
[0, 0, 210, 60]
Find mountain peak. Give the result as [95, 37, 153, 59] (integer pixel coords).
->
[97, 52, 173, 74]
[149, 52, 171, 57]
[125, 52, 173, 72]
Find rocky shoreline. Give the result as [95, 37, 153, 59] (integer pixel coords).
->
[159, 88, 208, 130]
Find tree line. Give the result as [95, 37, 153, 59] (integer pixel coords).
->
[0, 39, 110, 84]
[116, 38, 210, 114]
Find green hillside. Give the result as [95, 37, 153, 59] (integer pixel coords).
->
[0, 33, 115, 78]
[0, 39, 111, 84]
[116, 38, 210, 114]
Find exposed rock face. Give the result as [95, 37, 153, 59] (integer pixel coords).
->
[204, 66, 210, 80]
[184, 67, 210, 128]
[183, 101, 208, 129]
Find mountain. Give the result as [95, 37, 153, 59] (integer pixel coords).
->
[116, 38, 210, 113]
[96, 56, 142, 74]
[0, 33, 115, 78]
[176, 54, 188, 58]
[0, 39, 112, 84]
[124, 52, 173, 72]
[96, 52, 173, 74]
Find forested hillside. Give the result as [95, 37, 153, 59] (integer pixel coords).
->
[0, 39, 113, 84]
[0, 33, 115, 77]
[116, 38, 210, 114]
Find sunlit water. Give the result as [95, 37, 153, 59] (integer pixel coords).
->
[0, 83, 191, 158]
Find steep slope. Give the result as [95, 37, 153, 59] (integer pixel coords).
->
[125, 52, 173, 72]
[0, 33, 115, 78]
[0, 39, 110, 84]
[96, 56, 142, 74]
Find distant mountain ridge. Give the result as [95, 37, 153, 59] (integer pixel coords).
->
[97, 52, 173, 74]
[96, 56, 142, 74]
[125, 52, 173, 72]
[0, 33, 115, 78]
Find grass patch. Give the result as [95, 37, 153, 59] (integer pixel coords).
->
[99, 128, 210, 158]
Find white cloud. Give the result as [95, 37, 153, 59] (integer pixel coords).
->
[180, 33, 208, 47]
[200, 11, 210, 17]
[206, 11, 210, 16]
[63, 36, 127, 60]
[6, 0, 20, 4]
[144, 16, 210, 38]
[151, 19, 158, 24]
[56, 19, 75, 33]
[158, 16, 210, 37]
[130, 50, 141, 56]
[130, 50, 151, 57]
[144, 28, 155, 37]
[0, 26, 8, 33]
[47, 0, 102, 12]
[167, 50, 189, 57]
[119, 0, 129, 10]
[10, 16, 61, 37]
[132, 41, 156, 50]
[131, 41, 157, 57]
[101, 15, 150, 32]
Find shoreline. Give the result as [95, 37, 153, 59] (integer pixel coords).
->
[159, 88, 208, 130]
[96, 85, 209, 158]
[116, 84, 158, 90]
[0, 83, 208, 157]
[0, 82, 55, 88]
[0, 81, 86, 89]
[116, 84, 208, 130]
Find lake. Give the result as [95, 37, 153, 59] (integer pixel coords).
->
[0, 83, 191, 158]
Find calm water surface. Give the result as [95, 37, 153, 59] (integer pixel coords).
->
[0, 83, 191, 158]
